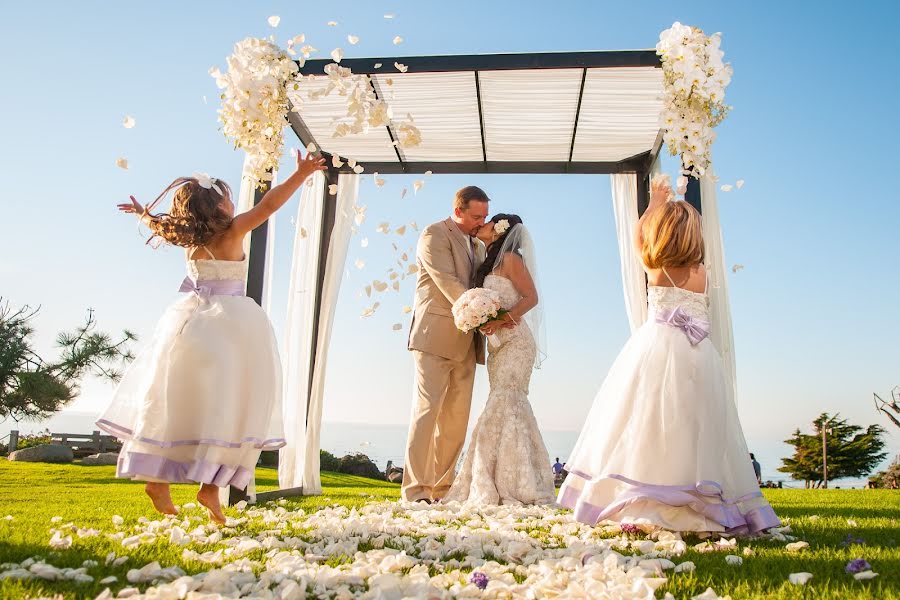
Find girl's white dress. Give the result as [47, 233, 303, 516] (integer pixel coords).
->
[558, 271, 780, 534]
[97, 252, 284, 489]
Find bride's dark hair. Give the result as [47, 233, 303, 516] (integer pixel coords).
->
[475, 213, 524, 287]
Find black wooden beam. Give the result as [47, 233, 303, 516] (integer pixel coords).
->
[245, 185, 269, 305]
[297, 50, 660, 76]
[646, 129, 665, 171]
[568, 69, 588, 163]
[328, 157, 649, 175]
[286, 105, 319, 151]
[231, 182, 269, 506]
[685, 174, 702, 215]
[368, 77, 405, 167]
[637, 169, 651, 217]
[474, 71, 487, 162]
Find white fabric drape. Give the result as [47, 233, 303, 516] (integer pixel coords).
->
[699, 171, 738, 405]
[220, 158, 279, 504]
[279, 173, 359, 494]
[610, 173, 648, 332]
[278, 171, 325, 493]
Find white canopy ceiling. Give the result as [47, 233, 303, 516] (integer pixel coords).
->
[288, 51, 665, 174]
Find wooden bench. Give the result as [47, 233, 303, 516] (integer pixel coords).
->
[50, 431, 121, 457]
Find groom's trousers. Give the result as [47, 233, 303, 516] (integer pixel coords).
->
[402, 345, 476, 502]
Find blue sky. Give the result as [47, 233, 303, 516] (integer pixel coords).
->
[1, 1, 898, 476]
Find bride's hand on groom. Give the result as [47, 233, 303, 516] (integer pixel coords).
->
[481, 314, 516, 335]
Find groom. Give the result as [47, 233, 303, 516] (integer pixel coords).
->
[402, 186, 489, 502]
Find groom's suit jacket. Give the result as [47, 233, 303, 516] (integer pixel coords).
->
[408, 218, 486, 365]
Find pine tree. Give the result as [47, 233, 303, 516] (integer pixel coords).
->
[778, 413, 888, 488]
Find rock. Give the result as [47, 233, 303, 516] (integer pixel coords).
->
[82, 452, 119, 466]
[9, 444, 74, 463]
[337, 453, 384, 480]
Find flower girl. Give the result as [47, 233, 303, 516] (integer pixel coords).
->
[98, 151, 325, 523]
[558, 176, 780, 534]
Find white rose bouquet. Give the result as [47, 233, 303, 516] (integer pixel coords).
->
[451, 288, 508, 347]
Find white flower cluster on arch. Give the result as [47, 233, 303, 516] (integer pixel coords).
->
[656, 22, 733, 178]
[211, 37, 422, 190]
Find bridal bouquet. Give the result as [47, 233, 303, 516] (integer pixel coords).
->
[451, 288, 507, 347]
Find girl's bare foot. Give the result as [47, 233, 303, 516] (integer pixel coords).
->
[197, 484, 226, 525]
[144, 482, 178, 515]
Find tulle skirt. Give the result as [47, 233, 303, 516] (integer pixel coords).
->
[97, 292, 284, 489]
[558, 320, 780, 534]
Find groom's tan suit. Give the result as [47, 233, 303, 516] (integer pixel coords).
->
[403, 218, 485, 501]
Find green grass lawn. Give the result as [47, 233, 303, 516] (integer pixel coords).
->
[0, 459, 897, 599]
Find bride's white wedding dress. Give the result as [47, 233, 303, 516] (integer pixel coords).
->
[443, 274, 556, 505]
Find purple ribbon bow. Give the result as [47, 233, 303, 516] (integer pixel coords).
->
[178, 277, 246, 301]
[655, 306, 710, 345]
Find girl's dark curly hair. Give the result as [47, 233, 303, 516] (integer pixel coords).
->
[143, 177, 233, 248]
[474, 213, 524, 287]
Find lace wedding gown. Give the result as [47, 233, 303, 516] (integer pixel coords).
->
[444, 274, 556, 505]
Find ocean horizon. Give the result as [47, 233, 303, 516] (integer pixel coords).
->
[1, 411, 884, 489]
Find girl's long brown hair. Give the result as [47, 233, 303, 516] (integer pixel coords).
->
[143, 177, 233, 248]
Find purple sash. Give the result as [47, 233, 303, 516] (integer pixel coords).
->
[178, 277, 245, 300]
[655, 306, 710, 345]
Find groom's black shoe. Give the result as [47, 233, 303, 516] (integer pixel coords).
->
[415, 498, 433, 505]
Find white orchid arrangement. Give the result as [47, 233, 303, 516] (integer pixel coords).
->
[212, 36, 423, 190]
[656, 22, 733, 179]
[211, 38, 299, 190]
[493, 219, 511, 236]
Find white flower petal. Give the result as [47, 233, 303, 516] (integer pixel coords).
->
[736, 179, 745, 189]
[785, 541, 809, 552]
[122, 116, 136, 129]
[853, 570, 879, 580]
[720, 184, 733, 192]
[384, 12, 395, 18]
[355, 259, 365, 269]
[331, 48, 343, 63]
[789, 572, 813, 585]
[115, 157, 129, 170]
[327, 20, 338, 26]
[394, 62, 408, 73]
[267, 15, 280, 27]
[392, 323, 403, 331]
[347, 35, 359, 45]
[328, 184, 338, 195]
[393, 36, 404, 45]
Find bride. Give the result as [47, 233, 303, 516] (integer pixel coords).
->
[443, 214, 556, 505]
